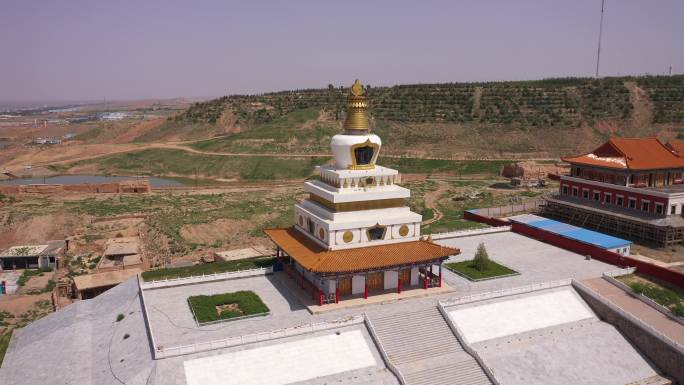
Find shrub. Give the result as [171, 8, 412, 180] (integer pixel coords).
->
[116, 313, 125, 322]
[473, 242, 490, 272]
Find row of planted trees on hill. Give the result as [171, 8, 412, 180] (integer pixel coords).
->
[173, 75, 684, 126]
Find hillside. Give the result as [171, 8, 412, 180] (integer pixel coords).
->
[121, 75, 684, 158]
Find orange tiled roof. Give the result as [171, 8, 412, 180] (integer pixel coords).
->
[562, 137, 684, 170]
[668, 140, 684, 157]
[264, 227, 458, 274]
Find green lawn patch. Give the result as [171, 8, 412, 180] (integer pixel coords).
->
[188, 291, 269, 325]
[0, 329, 13, 367]
[617, 274, 684, 317]
[141, 257, 275, 281]
[445, 259, 518, 281]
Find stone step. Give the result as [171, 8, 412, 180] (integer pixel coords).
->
[367, 306, 492, 385]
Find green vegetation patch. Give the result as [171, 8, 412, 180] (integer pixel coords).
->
[0, 329, 14, 367]
[381, 158, 509, 176]
[16, 267, 53, 287]
[142, 258, 275, 281]
[445, 260, 518, 281]
[617, 274, 684, 317]
[188, 290, 269, 324]
[66, 148, 329, 181]
[191, 108, 335, 154]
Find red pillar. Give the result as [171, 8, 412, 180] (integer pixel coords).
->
[335, 287, 339, 304]
[439, 265, 442, 288]
[423, 269, 428, 289]
[318, 288, 323, 306]
[364, 276, 368, 299]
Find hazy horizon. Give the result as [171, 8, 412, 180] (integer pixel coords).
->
[2, 0, 683, 102]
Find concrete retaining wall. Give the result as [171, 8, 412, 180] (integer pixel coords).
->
[573, 280, 684, 383]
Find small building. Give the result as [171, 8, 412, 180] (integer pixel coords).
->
[72, 268, 142, 299]
[509, 214, 632, 256]
[0, 240, 65, 270]
[96, 237, 143, 272]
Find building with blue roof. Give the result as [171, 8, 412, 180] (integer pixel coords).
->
[508, 214, 632, 256]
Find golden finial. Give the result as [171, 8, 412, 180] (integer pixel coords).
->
[343, 79, 370, 132]
[351, 79, 365, 96]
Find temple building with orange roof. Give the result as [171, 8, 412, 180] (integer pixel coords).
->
[265, 80, 458, 305]
[542, 137, 684, 246]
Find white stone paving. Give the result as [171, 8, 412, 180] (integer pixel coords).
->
[183, 329, 378, 385]
[448, 288, 595, 343]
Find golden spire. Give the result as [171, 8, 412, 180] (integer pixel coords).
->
[343, 79, 370, 132]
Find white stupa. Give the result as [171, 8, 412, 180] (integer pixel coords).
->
[294, 79, 422, 250]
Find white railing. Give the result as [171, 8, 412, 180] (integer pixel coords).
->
[437, 302, 500, 385]
[603, 267, 636, 278]
[137, 274, 158, 358]
[363, 314, 407, 385]
[141, 266, 273, 289]
[571, 280, 683, 353]
[440, 279, 572, 307]
[155, 315, 364, 359]
[430, 226, 512, 240]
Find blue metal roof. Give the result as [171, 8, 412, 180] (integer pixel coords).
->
[508, 214, 632, 249]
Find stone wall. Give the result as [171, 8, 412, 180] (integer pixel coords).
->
[573, 281, 684, 383]
[0, 180, 151, 195]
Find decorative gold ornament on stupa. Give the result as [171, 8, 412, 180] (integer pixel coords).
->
[343, 79, 370, 132]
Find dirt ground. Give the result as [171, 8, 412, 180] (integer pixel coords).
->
[631, 244, 684, 265]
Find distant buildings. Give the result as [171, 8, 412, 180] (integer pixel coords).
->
[99, 112, 128, 121]
[96, 237, 144, 272]
[0, 240, 65, 270]
[543, 137, 684, 246]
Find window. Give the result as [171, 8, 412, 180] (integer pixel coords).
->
[367, 226, 386, 241]
[672, 205, 678, 215]
[48, 256, 55, 263]
[655, 203, 663, 215]
[353, 146, 375, 166]
[593, 191, 600, 201]
[572, 187, 578, 197]
[616, 195, 623, 206]
[562, 185, 569, 195]
[604, 193, 611, 204]
[628, 198, 637, 209]
[307, 218, 315, 235]
[642, 201, 650, 212]
[582, 189, 589, 199]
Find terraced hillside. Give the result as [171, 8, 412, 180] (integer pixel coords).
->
[82, 75, 684, 158]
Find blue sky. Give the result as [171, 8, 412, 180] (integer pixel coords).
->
[1, 0, 682, 101]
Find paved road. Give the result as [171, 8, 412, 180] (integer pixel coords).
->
[582, 277, 684, 346]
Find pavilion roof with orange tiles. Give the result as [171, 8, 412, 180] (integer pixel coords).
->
[562, 137, 684, 171]
[667, 139, 684, 157]
[264, 227, 458, 274]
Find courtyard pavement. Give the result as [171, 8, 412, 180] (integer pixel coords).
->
[144, 231, 615, 350]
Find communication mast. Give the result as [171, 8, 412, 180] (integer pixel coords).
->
[595, 0, 605, 78]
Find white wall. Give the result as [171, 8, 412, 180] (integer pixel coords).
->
[410, 267, 419, 286]
[352, 275, 365, 294]
[384, 270, 398, 290]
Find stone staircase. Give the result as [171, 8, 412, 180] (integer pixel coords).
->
[368, 307, 492, 385]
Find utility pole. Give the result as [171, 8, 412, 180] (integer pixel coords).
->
[669, 65, 673, 76]
[595, 0, 605, 78]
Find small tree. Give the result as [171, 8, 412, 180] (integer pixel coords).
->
[473, 242, 490, 272]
